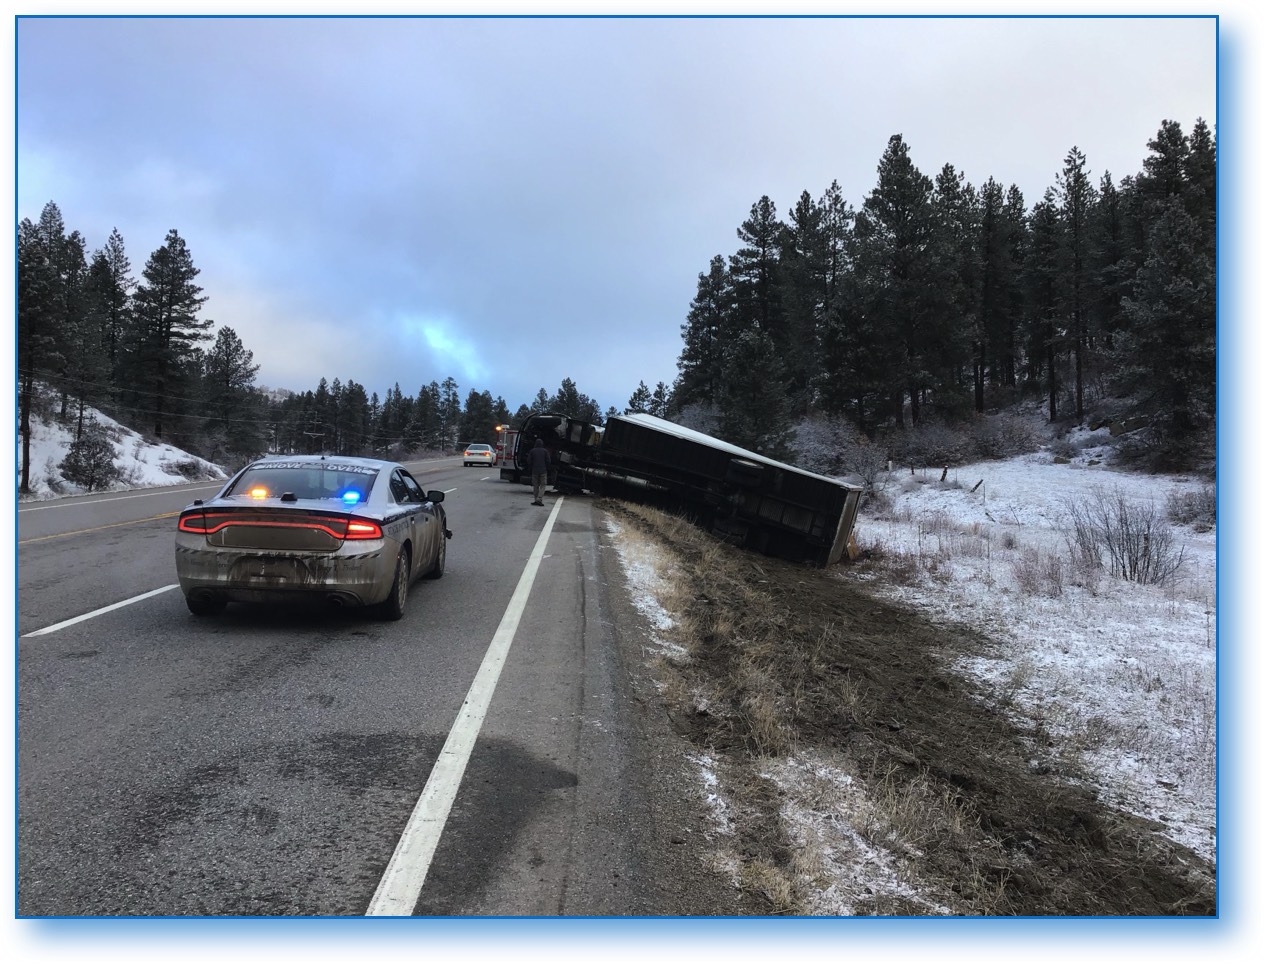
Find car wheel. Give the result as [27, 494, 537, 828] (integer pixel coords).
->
[186, 591, 227, 617]
[378, 548, 410, 621]
[426, 529, 446, 580]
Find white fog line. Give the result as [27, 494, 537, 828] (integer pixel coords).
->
[18, 484, 223, 512]
[21, 585, 180, 637]
[366, 497, 565, 916]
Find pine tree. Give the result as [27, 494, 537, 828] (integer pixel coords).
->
[627, 380, 652, 413]
[438, 377, 461, 449]
[56, 230, 99, 432]
[125, 229, 211, 440]
[87, 228, 135, 392]
[1118, 202, 1215, 466]
[1184, 117, 1217, 269]
[1135, 119, 1190, 215]
[676, 255, 734, 407]
[930, 163, 979, 417]
[1025, 190, 1063, 419]
[1090, 172, 1131, 354]
[851, 134, 942, 427]
[1055, 146, 1098, 423]
[717, 326, 795, 459]
[649, 381, 671, 418]
[409, 382, 442, 451]
[459, 389, 497, 443]
[976, 177, 1023, 406]
[728, 196, 785, 351]
[202, 326, 263, 459]
[341, 380, 371, 455]
[553, 377, 582, 416]
[778, 190, 827, 412]
[18, 203, 76, 492]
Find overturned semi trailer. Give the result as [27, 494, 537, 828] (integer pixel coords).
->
[503, 411, 863, 566]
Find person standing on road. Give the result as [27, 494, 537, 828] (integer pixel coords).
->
[527, 437, 550, 506]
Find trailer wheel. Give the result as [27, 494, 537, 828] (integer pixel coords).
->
[725, 458, 765, 487]
[712, 517, 749, 545]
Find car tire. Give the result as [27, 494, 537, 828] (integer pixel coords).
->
[378, 548, 410, 621]
[426, 529, 446, 580]
[185, 592, 227, 617]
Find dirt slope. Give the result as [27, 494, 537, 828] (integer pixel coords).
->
[603, 499, 1216, 916]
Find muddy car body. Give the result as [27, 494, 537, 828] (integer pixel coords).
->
[174, 455, 450, 619]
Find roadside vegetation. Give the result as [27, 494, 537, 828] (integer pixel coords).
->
[602, 434, 1216, 916]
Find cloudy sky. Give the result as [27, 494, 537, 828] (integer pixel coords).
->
[16, 11, 1217, 416]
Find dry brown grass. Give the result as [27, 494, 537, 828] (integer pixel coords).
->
[602, 498, 1217, 917]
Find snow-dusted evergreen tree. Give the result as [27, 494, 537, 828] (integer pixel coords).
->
[1024, 189, 1064, 420]
[850, 135, 945, 427]
[59, 416, 121, 492]
[18, 202, 81, 491]
[1118, 202, 1215, 468]
[1055, 146, 1098, 423]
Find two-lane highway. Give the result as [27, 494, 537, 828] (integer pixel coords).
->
[16, 459, 739, 916]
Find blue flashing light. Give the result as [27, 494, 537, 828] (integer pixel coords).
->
[340, 489, 362, 505]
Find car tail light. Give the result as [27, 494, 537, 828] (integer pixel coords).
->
[178, 510, 383, 541]
[178, 511, 215, 533]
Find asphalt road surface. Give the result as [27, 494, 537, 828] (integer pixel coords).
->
[16, 458, 738, 917]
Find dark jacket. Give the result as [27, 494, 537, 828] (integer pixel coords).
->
[526, 440, 550, 475]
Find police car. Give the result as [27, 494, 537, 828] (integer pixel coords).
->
[174, 455, 450, 619]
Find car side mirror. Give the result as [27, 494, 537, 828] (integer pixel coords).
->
[426, 490, 445, 503]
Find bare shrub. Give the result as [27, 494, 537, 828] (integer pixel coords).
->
[793, 415, 893, 493]
[1165, 484, 1216, 533]
[161, 458, 208, 481]
[1049, 436, 1083, 461]
[869, 541, 921, 585]
[968, 413, 1046, 460]
[1060, 486, 1186, 586]
[1011, 548, 1064, 598]
[883, 420, 971, 468]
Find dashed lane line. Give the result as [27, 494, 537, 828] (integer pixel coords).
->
[21, 585, 180, 638]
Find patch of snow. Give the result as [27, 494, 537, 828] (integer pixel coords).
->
[855, 456, 1216, 865]
[17, 393, 228, 500]
[605, 449, 1217, 911]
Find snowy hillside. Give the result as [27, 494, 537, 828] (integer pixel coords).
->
[16, 397, 229, 501]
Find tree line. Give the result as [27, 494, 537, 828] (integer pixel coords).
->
[17, 116, 1215, 492]
[15, 204, 613, 491]
[665, 119, 1216, 469]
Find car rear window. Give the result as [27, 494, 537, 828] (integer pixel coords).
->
[468, 445, 490, 452]
[228, 463, 380, 501]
